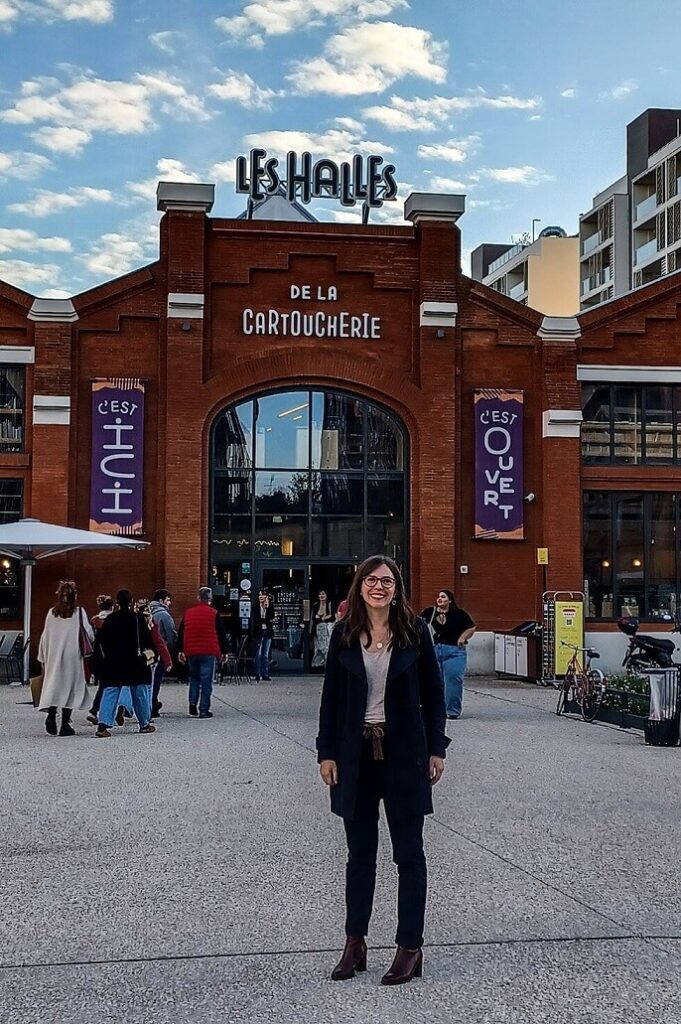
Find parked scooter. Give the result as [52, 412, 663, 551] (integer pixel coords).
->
[617, 615, 681, 671]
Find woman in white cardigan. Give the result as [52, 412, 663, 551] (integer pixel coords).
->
[38, 580, 93, 736]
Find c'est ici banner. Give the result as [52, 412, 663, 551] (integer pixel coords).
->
[90, 379, 145, 536]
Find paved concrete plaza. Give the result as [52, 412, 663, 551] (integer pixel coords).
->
[2, 676, 681, 1023]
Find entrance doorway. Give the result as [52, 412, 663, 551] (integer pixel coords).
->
[256, 561, 359, 674]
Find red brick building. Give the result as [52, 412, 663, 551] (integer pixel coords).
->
[0, 183, 679, 672]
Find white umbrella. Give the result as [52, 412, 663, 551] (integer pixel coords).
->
[0, 518, 148, 683]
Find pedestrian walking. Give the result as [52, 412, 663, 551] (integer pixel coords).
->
[178, 586, 229, 717]
[311, 589, 334, 668]
[37, 580, 94, 737]
[86, 594, 114, 725]
[252, 589, 275, 681]
[316, 554, 449, 986]
[420, 590, 475, 720]
[94, 589, 158, 738]
[136, 597, 172, 718]
[149, 588, 177, 717]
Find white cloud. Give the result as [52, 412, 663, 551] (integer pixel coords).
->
[208, 71, 280, 110]
[149, 30, 181, 55]
[127, 158, 200, 202]
[428, 175, 467, 191]
[364, 89, 542, 130]
[216, 0, 408, 47]
[242, 127, 393, 163]
[334, 115, 364, 132]
[560, 88, 577, 99]
[288, 21, 447, 96]
[0, 0, 113, 26]
[1, 71, 208, 148]
[599, 79, 638, 101]
[417, 135, 479, 163]
[40, 287, 72, 298]
[0, 150, 52, 179]
[79, 232, 146, 279]
[0, 228, 71, 253]
[209, 159, 237, 183]
[0, 258, 61, 289]
[476, 165, 553, 186]
[8, 185, 112, 217]
[31, 125, 91, 154]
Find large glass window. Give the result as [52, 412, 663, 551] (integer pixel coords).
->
[0, 478, 22, 617]
[582, 383, 681, 464]
[0, 367, 24, 453]
[584, 491, 681, 619]
[211, 390, 407, 564]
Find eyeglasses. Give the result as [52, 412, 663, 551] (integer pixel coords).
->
[363, 575, 396, 590]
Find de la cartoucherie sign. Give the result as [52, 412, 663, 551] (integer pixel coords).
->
[236, 149, 398, 215]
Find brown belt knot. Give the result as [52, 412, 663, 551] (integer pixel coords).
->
[363, 723, 386, 761]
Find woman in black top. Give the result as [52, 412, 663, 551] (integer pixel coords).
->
[252, 590, 275, 681]
[94, 589, 158, 738]
[310, 589, 334, 668]
[317, 555, 449, 986]
[420, 590, 475, 720]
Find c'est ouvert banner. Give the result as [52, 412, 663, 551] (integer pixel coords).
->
[90, 379, 145, 536]
[474, 389, 524, 540]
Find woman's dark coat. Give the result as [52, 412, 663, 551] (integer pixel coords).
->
[316, 619, 450, 820]
[95, 609, 157, 687]
[252, 602, 275, 640]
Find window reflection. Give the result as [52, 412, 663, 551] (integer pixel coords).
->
[255, 393, 309, 469]
[255, 472, 309, 514]
[213, 402, 252, 469]
[312, 392, 364, 469]
[645, 386, 673, 462]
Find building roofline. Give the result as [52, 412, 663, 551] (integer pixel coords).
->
[465, 276, 544, 330]
[578, 264, 681, 331]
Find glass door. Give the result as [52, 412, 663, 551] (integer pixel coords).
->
[258, 563, 309, 675]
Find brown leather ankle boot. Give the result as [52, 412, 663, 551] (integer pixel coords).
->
[331, 936, 367, 980]
[380, 946, 423, 985]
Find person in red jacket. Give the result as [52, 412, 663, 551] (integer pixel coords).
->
[178, 586, 229, 718]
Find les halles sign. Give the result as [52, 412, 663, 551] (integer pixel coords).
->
[236, 148, 397, 341]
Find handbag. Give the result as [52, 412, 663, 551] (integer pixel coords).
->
[30, 672, 44, 708]
[136, 614, 156, 669]
[78, 607, 94, 682]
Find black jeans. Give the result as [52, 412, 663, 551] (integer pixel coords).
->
[152, 660, 165, 709]
[342, 737, 427, 949]
[91, 680, 104, 714]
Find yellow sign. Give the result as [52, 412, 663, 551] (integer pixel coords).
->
[554, 600, 584, 675]
[537, 548, 549, 565]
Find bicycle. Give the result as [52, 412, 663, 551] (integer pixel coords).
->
[555, 641, 607, 722]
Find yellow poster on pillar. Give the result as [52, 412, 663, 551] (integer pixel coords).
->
[554, 601, 584, 675]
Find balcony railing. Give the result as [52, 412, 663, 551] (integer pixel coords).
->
[634, 192, 657, 222]
[581, 266, 612, 295]
[581, 231, 602, 256]
[488, 243, 526, 275]
[634, 238, 659, 266]
[509, 281, 527, 300]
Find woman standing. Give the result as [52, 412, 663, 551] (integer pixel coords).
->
[38, 580, 94, 737]
[317, 555, 449, 986]
[311, 589, 334, 668]
[420, 590, 475, 720]
[86, 594, 114, 725]
[94, 589, 158, 738]
[252, 589, 275, 681]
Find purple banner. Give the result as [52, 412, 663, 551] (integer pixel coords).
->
[474, 389, 524, 540]
[90, 379, 144, 535]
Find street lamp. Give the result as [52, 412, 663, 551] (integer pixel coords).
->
[532, 218, 541, 242]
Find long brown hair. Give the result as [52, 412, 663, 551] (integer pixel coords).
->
[340, 555, 418, 650]
[52, 580, 77, 619]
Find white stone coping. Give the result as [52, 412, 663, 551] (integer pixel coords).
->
[420, 301, 458, 327]
[542, 408, 582, 438]
[33, 395, 70, 426]
[0, 346, 34, 364]
[157, 182, 215, 213]
[404, 192, 465, 224]
[537, 315, 581, 341]
[167, 293, 205, 319]
[28, 298, 78, 323]
[578, 364, 681, 383]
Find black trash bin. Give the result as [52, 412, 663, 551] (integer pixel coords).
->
[643, 668, 681, 747]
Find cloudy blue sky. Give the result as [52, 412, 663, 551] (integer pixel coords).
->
[0, 0, 679, 297]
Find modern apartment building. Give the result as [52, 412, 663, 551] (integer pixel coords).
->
[579, 108, 681, 309]
[471, 228, 580, 316]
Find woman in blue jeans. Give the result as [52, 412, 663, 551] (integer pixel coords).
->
[252, 590, 275, 681]
[420, 591, 475, 719]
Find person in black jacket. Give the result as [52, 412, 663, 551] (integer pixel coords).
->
[252, 590, 275, 681]
[316, 554, 449, 987]
[94, 589, 158, 738]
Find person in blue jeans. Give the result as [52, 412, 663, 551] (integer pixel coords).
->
[420, 591, 475, 719]
[178, 587, 229, 718]
[252, 589, 275, 681]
